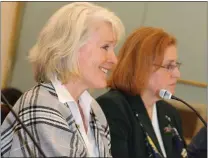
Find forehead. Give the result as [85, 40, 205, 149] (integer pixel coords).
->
[163, 45, 177, 63]
[90, 21, 116, 43]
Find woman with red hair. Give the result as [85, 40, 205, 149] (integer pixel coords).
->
[97, 26, 187, 158]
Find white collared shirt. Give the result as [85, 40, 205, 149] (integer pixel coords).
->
[51, 77, 99, 157]
[152, 103, 167, 158]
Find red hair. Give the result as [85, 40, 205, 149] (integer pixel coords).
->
[108, 26, 176, 95]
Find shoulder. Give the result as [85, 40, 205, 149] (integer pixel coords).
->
[96, 89, 128, 107]
[96, 89, 129, 112]
[2, 84, 71, 134]
[17, 84, 60, 109]
[96, 89, 130, 122]
[8, 84, 68, 125]
[188, 126, 207, 151]
[96, 89, 131, 138]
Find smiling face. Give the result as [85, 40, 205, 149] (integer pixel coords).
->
[147, 45, 181, 97]
[78, 21, 118, 89]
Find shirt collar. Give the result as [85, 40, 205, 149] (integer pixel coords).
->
[152, 103, 157, 121]
[50, 77, 93, 106]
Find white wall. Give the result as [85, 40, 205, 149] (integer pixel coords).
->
[11, 2, 207, 105]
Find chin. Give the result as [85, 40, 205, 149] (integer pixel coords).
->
[168, 88, 175, 95]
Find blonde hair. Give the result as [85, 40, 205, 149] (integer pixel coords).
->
[28, 2, 125, 83]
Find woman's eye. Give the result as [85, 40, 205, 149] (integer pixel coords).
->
[102, 45, 109, 51]
[167, 65, 174, 70]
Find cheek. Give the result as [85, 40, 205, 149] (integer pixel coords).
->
[78, 55, 93, 78]
[79, 48, 108, 75]
[79, 56, 102, 78]
[149, 73, 168, 90]
[79, 51, 95, 67]
[90, 53, 107, 68]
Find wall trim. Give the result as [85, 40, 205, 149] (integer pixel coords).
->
[178, 79, 207, 88]
[1, 2, 25, 88]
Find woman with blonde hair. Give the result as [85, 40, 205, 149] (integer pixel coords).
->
[97, 26, 187, 158]
[1, 2, 124, 157]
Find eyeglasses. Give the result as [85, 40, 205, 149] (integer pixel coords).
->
[153, 62, 182, 72]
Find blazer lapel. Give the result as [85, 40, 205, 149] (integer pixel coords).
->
[40, 82, 88, 157]
[90, 99, 111, 157]
[157, 101, 173, 158]
[59, 102, 89, 157]
[125, 94, 164, 156]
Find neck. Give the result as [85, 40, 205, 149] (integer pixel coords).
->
[64, 78, 88, 103]
[141, 90, 158, 120]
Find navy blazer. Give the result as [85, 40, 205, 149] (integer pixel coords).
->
[187, 126, 207, 158]
[96, 89, 187, 158]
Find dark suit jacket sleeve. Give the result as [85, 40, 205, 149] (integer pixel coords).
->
[96, 94, 131, 158]
[187, 126, 207, 158]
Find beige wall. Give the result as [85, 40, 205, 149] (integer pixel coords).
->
[2, 1, 207, 140]
[8, 2, 208, 105]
